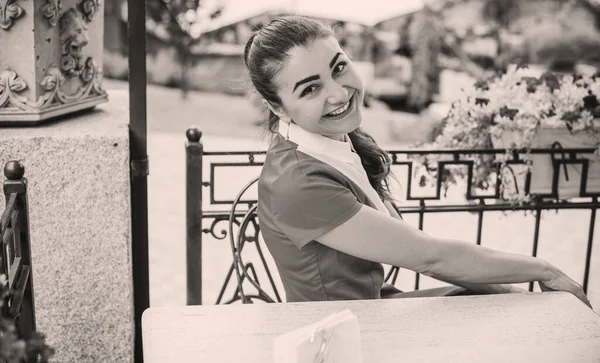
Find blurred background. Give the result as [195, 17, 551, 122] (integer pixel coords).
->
[103, 0, 600, 145]
[99, 0, 600, 307]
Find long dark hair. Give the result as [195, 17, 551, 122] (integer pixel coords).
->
[244, 15, 393, 201]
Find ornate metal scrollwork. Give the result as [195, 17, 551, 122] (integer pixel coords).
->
[0, 0, 25, 30]
[202, 212, 259, 243]
[203, 216, 229, 240]
[40, 0, 62, 27]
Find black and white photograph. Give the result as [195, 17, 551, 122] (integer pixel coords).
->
[1, 0, 600, 362]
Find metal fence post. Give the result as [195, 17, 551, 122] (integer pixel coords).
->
[3, 161, 36, 345]
[127, 0, 149, 359]
[186, 127, 204, 305]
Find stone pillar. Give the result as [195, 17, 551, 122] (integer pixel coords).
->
[0, 90, 133, 362]
[0, 0, 108, 124]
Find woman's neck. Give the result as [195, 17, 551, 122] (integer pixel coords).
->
[322, 133, 346, 142]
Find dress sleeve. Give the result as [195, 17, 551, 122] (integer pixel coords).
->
[270, 162, 363, 249]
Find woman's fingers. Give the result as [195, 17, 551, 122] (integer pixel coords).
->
[539, 279, 593, 309]
[538, 281, 553, 292]
[507, 285, 530, 294]
[574, 287, 593, 309]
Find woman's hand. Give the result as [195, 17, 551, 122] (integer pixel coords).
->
[539, 266, 593, 309]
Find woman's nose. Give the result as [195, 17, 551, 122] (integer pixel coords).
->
[326, 83, 348, 105]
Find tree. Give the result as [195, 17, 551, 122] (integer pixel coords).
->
[407, 7, 442, 112]
[481, 0, 520, 71]
[147, 0, 223, 99]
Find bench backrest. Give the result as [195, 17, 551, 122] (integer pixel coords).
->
[185, 127, 600, 305]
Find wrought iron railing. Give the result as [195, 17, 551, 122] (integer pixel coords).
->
[185, 127, 599, 305]
[1, 161, 37, 352]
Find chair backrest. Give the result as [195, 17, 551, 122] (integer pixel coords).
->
[220, 176, 283, 304]
[1, 160, 36, 342]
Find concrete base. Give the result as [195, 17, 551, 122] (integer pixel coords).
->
[0, 90, 133, 363]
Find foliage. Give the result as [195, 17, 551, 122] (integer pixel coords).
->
[146, 0, 223, 97]
[147, 0, 222, 41]
[0, 275, 54, 363]
[407, 8, 442, 111]
[526, 24, 600, 67]
[481, 0, 520, 29]
[414, 65, 600, 205]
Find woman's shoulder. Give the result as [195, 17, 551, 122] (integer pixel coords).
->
[261, 138, 348, 192]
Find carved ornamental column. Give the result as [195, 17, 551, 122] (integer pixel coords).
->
[0, 0, 108, 125]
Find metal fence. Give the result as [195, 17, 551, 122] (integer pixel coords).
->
[185, 128, 599, 305]
[1, 161, 37, 352]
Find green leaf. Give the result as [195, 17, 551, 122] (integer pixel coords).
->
[499, 106, 519, 120]
[540, 72, 560, 92]
[475, 97, 489, 106]
[583, 94, 599, 110]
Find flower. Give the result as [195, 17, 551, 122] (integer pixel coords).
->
[418, 66, 600, 206]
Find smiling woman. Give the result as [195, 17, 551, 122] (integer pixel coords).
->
[242, 15, 592, 308]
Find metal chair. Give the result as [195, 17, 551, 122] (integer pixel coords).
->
[216, 177, 283, 304]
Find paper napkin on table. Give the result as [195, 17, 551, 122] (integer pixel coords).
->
[273, 309, 363, 363]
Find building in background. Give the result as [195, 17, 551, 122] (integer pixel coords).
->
[103, 0, 600, 110]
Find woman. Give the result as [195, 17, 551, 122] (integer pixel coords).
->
[244, 15, 592, 307]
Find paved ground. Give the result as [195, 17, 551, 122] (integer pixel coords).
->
[103, 79, 600, 309]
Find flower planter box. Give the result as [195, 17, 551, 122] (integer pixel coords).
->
[492, 121, 600, 199]
[0, 0, 107, 125]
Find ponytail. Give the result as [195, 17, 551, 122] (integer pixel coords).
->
[348, 128, 394, 202]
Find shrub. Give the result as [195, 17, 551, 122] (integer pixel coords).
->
[0, 274, 54, 363]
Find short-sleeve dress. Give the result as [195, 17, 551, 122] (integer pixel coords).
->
[257, 129, 388, 302]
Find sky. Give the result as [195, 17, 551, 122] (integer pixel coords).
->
[210, 0, 426, 28]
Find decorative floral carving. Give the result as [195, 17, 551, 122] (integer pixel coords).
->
[59, 8, 89, 77]
[40, 0, 62, 27]
[80, 58, 97, 83]
[0, 0, 25, 30]
[0, 61, 106, 114]
[78, 0, 101, 22]
[0, 68, 28, 107]
[39, 67, 65, 92]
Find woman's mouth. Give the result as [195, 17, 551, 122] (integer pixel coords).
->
[322, 93, 355, 120]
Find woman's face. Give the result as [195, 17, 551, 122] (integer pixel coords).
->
[269, 36, 365, 141]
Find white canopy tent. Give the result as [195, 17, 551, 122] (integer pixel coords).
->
[208, 0, 426, 29]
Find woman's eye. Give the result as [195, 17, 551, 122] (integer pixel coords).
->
[301, 85, 319, 97]
[333, 62, 347, 76]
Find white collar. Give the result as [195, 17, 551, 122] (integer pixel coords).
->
[278, 120, 390, 216]
[278, 121, 357, 164]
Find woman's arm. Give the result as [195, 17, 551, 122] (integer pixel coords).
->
[317, 205, 555, 285]
[383, 201, 521, 294]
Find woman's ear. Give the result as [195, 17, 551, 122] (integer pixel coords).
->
[262, 99, 289, 121]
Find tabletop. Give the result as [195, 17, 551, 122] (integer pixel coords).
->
[142, 292, 600, 363]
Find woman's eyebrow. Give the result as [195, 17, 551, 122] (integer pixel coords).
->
[293, 75, 320, 92]
[292, 52, 344, 93]
[329, 52, 343, 68]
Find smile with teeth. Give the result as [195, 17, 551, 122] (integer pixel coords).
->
[323, 94, 353, 118]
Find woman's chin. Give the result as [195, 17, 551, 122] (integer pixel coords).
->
[343, 110, 362, 132]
